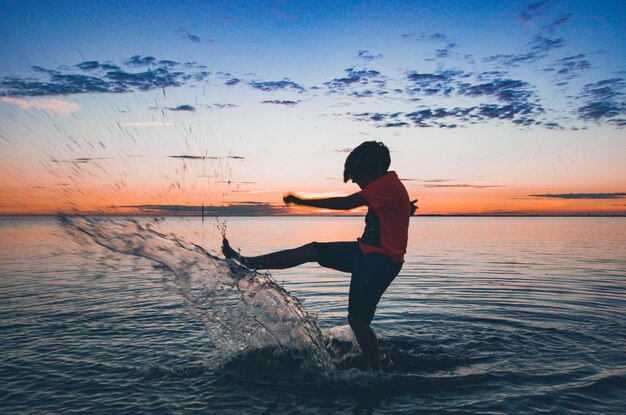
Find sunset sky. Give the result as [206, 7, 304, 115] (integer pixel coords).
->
[1, 0, 625, 215]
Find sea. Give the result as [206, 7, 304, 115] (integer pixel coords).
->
[1, 215, 625, 414]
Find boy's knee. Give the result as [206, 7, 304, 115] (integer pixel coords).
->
[302, 242, 319, 258]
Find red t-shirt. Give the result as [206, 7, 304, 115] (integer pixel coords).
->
[357, 171, 410, 262]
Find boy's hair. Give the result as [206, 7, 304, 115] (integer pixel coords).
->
[343, 141, 391, 183]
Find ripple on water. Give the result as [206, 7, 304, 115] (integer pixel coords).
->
[1, 216, 625, 413]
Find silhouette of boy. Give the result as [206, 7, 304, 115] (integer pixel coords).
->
[223, 141, 415, 370]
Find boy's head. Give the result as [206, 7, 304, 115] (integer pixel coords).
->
[343, 141, 390, 184]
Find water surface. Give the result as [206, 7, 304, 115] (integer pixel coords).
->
[1, 216, 625, 414]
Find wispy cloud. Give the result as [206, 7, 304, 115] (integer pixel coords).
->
[177, 28, 207, 43]
[424, 184, 503, 188]
[541, 14, 573, 32]
[576, 78, 625, 124]
[1, 97, 79, 114]
[435, 43, 458, 59]
[459, 79, 535, 102]
[208, 103, 238, 109]
[49, 157, 112, 164]
[402, 32, 448, 42]
[543, 54, 592, 86]
[261, 100, 300, 106]
[249, 78, 305, 93]
[357, 50, 383, 62]
[485, 2, 568, 68]
[185, 34, 201, 43]
[530, 192, 626, 199]
[324, 68, 383, 91]
[405, 69, 464, 97]
[124, 55, 157, 67]
[225, 78, 242, 86]
[518, 1, 549, 22]
[346, 65, 551, 128]
[482, 34, 565, 67]
[167, 104, 195, 111]
[168, 155, 245, 160]
[0, 56, 210, 97]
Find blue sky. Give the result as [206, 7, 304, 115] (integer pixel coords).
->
[0, 0, 625, 215]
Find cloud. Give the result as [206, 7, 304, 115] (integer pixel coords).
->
[435, 43, 458, 59]
[351, 98, 546, 129]
[225, 78, 242, 86]
[482, 35, 565, 67]
[125, 55, 157, 67]
[116, 202, 290, 216]
[158, 60, 179, 67]
[477, 71, 508, 80]
[404, 107, 469, 127]
[405, 69, 464, 97]
[0, 56, 210, 97]
[541, 14, 573, 32]
[483, 7, 567, 69]
[324, 68, 382, 91]
[168, 155, 245, 160]
[544, 54, 592, 85]
[410, 179, 454, 183]
[186, 34, 201, 43]
[529, 34, 565, 54]
[49, 157, 112, 164]
[530, 193, 626, 199]
[424, 184, 502, 188]
[249, 78, 305, 93]
[518, 1, 549, 22]
[1, 97, 79, 114]
[208, 103, 238, 109]
[177, 28, 207, 43]
[402, 32, 448, 42]
[167, 104, 195, 111]
[357, 50, 383, 62]
[76, 61, 121, 71]
[382, 121, 410, 127]
[345, 63, 555, 128]
[458, 79, 534, 102]
[261, 100, 299, 106]
[576, 78, 625, 123]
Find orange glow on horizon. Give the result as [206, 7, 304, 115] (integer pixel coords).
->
[1, 182, 625, 216]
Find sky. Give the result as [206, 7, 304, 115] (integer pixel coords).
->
[0, 0, 625, 215]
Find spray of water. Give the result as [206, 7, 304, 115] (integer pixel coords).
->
[59, 215, 335, 378]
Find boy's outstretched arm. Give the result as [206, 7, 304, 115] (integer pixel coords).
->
[283, 193, 366, 211]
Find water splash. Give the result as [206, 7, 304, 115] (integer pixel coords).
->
[59, 215, 334, 378]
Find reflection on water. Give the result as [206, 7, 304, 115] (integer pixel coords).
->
[1, 216, 625, 413]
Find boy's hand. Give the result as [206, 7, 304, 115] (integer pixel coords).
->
[283, 193, 302, 205]
[410, 199, 418, 216]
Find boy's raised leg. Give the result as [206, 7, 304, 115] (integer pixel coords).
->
[222, 239, 319, 270]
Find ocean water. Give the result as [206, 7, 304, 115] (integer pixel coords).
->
[1, 216, 625, 414]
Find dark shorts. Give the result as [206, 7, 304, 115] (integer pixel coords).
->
[313, 241, 402, 325]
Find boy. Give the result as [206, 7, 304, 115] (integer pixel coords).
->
[222, 141, 414, 370]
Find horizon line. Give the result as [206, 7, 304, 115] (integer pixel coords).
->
[2, 213, 625, 218]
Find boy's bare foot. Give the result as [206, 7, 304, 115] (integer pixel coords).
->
[222, 238, 241, 261]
